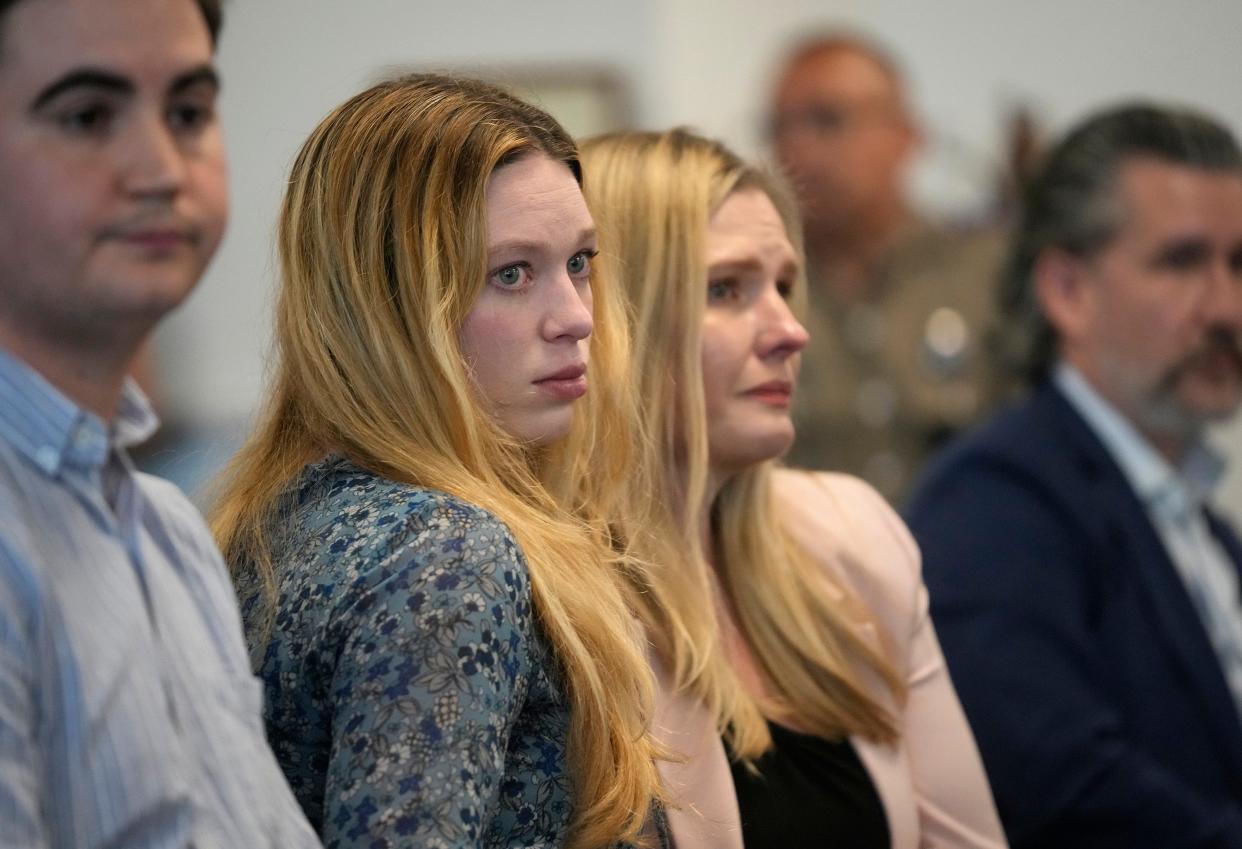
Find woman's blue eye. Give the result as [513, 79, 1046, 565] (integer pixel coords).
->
[707, 280, 736, 302]
[492, 264, 529, 288]
[567, 249, 597, 277]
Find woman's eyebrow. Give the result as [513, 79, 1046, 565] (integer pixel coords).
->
[489, 228, 598, 257]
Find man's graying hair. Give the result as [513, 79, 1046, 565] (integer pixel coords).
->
[0, 0, 222, 47]
[1000, 102, 1242, 384]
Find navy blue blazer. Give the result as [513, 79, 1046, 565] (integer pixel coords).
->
[906, 382, 1242, 849]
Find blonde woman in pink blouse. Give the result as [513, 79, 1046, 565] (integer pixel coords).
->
[582, 128, 1008, 849]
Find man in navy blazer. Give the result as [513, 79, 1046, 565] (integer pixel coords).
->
[906, 103, 1242, 848]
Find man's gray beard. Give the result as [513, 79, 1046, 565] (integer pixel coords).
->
[1132, 335, 1242, 441]
[1131, 387, 1209, 444]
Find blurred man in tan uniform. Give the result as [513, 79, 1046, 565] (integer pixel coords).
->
[771, 34, 1007, 502]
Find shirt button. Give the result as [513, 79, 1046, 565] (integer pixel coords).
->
[35, 445, 58, 472]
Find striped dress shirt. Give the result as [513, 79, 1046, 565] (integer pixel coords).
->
[0, 351, 320, 849]
[1056, 362, 1242, 719]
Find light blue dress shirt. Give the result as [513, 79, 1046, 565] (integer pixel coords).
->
[1056, 362, 1242, 719]
[0, 351, 320, 849]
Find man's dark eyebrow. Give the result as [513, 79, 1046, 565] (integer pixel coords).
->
[30, 68, 133, 111]
[170, 65, 220, 97]
[1150, 237, 1210, 267]
[29, 64, 220, 113]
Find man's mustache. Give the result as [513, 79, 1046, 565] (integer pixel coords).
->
[1166, 327, 1242, 381]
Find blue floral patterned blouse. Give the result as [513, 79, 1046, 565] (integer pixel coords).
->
[237, 456, 576, 848]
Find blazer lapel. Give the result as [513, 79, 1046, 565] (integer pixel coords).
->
[1101, 488, 1242, 770]
[1050, 389, 1242, 774]
[649, 654, 745, 849]
[1204, 506, 1242, 586]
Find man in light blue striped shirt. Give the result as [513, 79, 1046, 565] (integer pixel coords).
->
[0, 1, 320, 846]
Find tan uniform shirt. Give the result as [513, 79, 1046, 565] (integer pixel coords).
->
[787, 219, 1009, 503]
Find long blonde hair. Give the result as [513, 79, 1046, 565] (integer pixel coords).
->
[581, 128, 903, 760]
[210, 74, 659, 847]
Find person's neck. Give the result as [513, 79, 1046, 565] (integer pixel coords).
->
[1064, 355, 1193, 467]
[0, 322, 143, 422]
[1144, 430, 1192, 468]
[806, 202, 911, 302]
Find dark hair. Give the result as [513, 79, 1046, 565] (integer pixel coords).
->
[1000, 102, 1242, 384]
[0, 0, 222, 46]
[197, 0, 223, 43]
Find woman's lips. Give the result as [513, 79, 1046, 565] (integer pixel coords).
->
[744, 380, 793, 407]
[534, 365, 588, 400]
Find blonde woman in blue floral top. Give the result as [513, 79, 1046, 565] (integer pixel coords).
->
[211, 75, 663, 849]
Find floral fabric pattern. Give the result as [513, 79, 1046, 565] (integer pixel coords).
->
[237, 457, 574, 848]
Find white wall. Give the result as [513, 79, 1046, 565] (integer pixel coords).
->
[154, 0, 657, 428]
[154, 0, 1242, 520]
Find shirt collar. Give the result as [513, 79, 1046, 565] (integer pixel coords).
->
[1054, 362, 1224, 514]
[0, 349, 159, 477]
